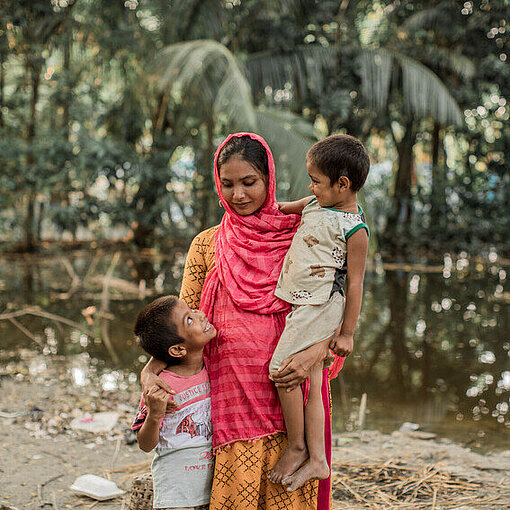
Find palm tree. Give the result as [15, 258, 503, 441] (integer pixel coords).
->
[135, 1, 473, 242]
[249, 41, 466, 232]
[225, 1, 471, 239]
[151, 39, 318, 231]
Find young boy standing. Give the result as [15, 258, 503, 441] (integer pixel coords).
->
[269, 134, 370, 492]
[132, 296, 216, 509]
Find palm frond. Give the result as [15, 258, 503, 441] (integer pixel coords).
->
[402, 2, 451, 31]
[420, 46, 476, 80]
[246, 46, 336, 99]
[357, 49, 463, 126]
[357, 49, 393, 111]
[397, 53, 463, 126]
[155, 40, 256, 129]
[256, 107, 316, 199]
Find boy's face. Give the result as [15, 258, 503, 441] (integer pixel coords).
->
[172, 300, 216, 351]
[307, 161, 347, 208]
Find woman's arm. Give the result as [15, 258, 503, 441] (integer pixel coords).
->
[279, 196, 314, 215]
[179, 228, 215, 309]
[140, 357, 173, 390]
[270, 338, 330, 392]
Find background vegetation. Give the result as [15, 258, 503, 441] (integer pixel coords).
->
[1, 0, 508, 257]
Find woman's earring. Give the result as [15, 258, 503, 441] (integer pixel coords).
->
[218, 200, 223, 208]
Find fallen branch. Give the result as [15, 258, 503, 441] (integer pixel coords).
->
[0, 307, 95, 338]
[99, 253, 121, 365]
[7, 317, 44, 347]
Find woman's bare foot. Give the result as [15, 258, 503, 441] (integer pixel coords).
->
[282, 458, 330, 492]
[269, 445, 308, 484]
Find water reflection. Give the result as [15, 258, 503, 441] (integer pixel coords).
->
[334, 255, 510, 451]
[0, 251, 508, 451]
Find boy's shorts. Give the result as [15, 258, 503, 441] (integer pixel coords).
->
[269, 292, 345, 373]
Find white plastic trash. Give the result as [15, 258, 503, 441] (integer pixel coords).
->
[70, 412, 119, 433]
[70, 474, 124, 500]
[399, 422, 420, 432]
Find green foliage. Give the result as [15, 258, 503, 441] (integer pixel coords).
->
[0, 0, 508, 255]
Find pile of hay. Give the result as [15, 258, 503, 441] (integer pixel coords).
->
[332, 460, 510, 509]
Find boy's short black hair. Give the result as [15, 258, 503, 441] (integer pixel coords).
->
[134, 295, 184, 365]
[307, 134, 370, 191]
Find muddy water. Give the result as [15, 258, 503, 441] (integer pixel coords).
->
[0, 250, 508, 452]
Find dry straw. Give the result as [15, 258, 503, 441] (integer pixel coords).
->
[332, 460, 510, 509]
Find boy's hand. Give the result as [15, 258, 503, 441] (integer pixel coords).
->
[143, 385, 174, 419]
[329, 333, 354, 357]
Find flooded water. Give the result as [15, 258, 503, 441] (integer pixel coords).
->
[1, 249, 509, 452]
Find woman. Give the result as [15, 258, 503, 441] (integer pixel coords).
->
[142, 132, 339, 509]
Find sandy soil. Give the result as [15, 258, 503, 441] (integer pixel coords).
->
[1, 377, 509, 510]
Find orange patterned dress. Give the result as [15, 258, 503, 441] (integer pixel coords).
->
[179, 226, 318, 510]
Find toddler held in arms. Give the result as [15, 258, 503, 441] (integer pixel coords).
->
[269, 134, 370, 492]
[132, 296, 216, 509]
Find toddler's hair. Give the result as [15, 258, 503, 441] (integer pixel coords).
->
[134, 295, 184, 365]
[217, 135, 269, 179]
[307, 134, 370, 191]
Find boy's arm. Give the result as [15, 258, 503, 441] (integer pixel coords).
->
[136, 386, 170, 452]
[279, 195, 314, 215]
[329, 229, 368, 356]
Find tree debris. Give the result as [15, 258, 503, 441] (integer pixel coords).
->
[332, 461, 510, 509]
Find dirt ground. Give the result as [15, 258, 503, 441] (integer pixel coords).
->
[1, 377, 509, 510]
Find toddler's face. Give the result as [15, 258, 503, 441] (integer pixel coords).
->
[171, 300, 216, 350]
[307, 162, 343, 208]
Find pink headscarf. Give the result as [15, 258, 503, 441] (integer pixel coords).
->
[211, 132, 301, 313]
[199, 132, 300, 449]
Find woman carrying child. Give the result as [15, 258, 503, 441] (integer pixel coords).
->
[142, 132, 342, 510]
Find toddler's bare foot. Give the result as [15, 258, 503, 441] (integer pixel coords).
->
[282, 458, 330, 492]
[269, 445, 308, 484]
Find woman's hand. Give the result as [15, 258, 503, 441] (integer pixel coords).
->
[140, 357, 179, 412]
[270, 338, 330, 392]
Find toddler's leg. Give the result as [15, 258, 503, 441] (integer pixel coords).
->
[283, 364, 330, 492]
[268, 385, 308, 483]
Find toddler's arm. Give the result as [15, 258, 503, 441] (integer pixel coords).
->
[329, 229, 368, 357]
[136, 385, 170, 452]
[278, 195, 314, 215]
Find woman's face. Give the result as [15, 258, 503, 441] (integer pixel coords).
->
[219, 157, 268, 216]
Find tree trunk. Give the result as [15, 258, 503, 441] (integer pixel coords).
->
[0, 51, 4, 128]
[430, 121, 446, 223]
[199, 119, 215, 231]
[132, 187, 157, 249]
[62, 24, 71, 139]
[25, 62, 41, 252]
[36, 200, 45, 242]
[393, 120, 416, 228]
